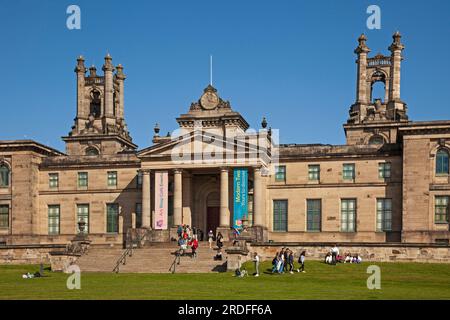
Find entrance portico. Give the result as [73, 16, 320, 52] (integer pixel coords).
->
[138, 165, 264, 239]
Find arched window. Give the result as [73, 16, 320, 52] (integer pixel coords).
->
[85, 147, 99, 156]
[370, 71, 387, 103]
[89, 90, 101, 118]
[369, 135, 385, 145]
[436, 149, 449, 175]
[0, 163, 10, 187]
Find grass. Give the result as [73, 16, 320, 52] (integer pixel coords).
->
[0, 261, 449, 300]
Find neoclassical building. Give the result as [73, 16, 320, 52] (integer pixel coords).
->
[0, 32, 449, 247]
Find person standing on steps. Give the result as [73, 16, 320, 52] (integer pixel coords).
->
[190, 236, 199, 259]
[216, 232, 224, 250]
[208, 230, 214, 249]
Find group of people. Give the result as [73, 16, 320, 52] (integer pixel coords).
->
[271, 248, 306, 274]
[176, 224, 199, 258]
[324, 244, 362, 265]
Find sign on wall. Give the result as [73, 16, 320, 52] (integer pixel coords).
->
[154, 171, 168, 230]
[233, 169, 248, 229]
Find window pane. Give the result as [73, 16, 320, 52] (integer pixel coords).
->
[48, 205, 60, 235]
[308, 165, 320, 180]
[107, 204, 119, 233]
[275, 166, 286, 182]
[0, 205, 9, 228]
[435, 196, 449, 223]
[341, 199, 356, 232]
[307, 199, 321, 231]
[436, 150, 449, 175]
[273, 200, 287, 231]
[0, 165, 10, 187]
[49, 173, 59, 188]
[377, 199, 392, 231]
[78, 172, 88, 187]
[77, 204, 89, 233]
[108, 172, 117, 186]
[343, 164, 355, 180]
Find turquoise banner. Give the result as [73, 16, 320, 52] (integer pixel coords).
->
[233, 169, 248, 229]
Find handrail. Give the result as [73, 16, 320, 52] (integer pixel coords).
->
[168, 249, 182, 274]
[112, 228, 147, 273]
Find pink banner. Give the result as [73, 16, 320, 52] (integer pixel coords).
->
[154, 171, 168, 230]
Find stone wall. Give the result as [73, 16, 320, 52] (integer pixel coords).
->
[0, 245, 66, 264]
[248, 242, 450, 264]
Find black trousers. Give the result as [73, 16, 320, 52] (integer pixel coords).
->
[332, 252, 337, 265]
[299, 262, 305, 272]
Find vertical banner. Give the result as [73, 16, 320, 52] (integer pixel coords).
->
[154, 171, 168, 230]
[233, 169, 248, 229]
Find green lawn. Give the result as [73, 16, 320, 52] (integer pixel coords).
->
[0, 261, 449, 300]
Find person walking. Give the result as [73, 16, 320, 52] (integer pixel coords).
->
[298, 250, 306, 273]
[253, 252, 260, 277]
[284, 249, 290, 272]
[271, 253, 279, 273]
[288, 251, 295, 274]
[208, 230, 214, 249]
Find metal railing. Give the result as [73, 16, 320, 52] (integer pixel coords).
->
[112, 228, 147, 273]
[168, 249, 182, 274]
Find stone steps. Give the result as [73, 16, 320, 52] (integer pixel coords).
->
[74, 242, 228, 273]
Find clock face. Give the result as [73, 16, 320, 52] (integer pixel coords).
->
[200, 92, 219, 110]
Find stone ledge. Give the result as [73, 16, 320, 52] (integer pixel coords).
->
[251, 242, 450, 248]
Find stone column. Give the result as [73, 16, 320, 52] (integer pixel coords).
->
[220, 168, 230, 227]
[102, 53, 114, 118]
[253, 167, 263, 227]
[388, 32, 404, 102]
[75, 56, 86, 119]
[115, 64, 126, 120]
[182, 172, 192, 226]
[141, 170, 151, 228]
[173, 169, 183, 227]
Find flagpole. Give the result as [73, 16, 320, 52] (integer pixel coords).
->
[210, 55, 213, 86]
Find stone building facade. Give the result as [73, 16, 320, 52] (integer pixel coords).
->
[0, 32, 449, 248]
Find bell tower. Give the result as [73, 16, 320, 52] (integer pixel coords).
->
[348, 32, 408, 124]
[345, 32, 409, 145]
[63, 54, 137, 156]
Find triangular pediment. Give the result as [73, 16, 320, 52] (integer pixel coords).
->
[138, 130, 272, 166]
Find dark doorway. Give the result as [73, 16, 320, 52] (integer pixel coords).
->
[207, 206, 220, 238]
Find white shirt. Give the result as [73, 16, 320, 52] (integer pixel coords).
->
[331, 247, 339, 255]
[254, 255, 260, 263]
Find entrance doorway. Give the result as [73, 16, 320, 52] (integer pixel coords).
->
[206, 207, 220, 237]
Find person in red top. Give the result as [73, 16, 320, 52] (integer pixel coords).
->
[190, 237, 199, 259]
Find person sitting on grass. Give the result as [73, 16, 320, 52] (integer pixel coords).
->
[234, 267, 248, 277]
[325, 252, 332, 264]
[352, 254, 362, 264]
[344, 253, 352, 263]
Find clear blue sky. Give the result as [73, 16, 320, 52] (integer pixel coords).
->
[1, 0, 449, 151]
